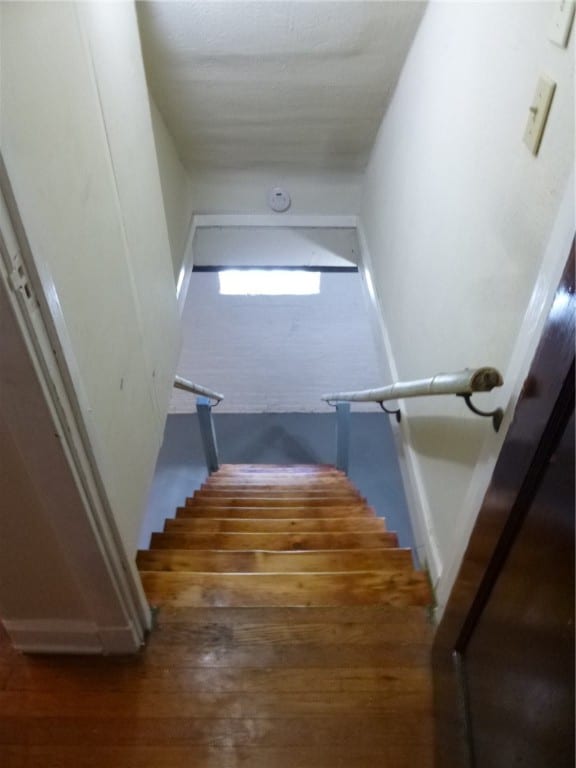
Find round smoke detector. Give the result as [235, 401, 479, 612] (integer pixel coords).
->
[268, 187, 291, 213]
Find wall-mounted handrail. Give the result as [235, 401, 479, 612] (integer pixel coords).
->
[322, 367, 502, 403]
[174, 375, 223, 405]
[323, 367, 504, 432]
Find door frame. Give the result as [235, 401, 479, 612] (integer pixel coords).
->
[0, 155, 151, 653]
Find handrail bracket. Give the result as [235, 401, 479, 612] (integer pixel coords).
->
[379, 402, 401, 423]
[458, 394, 504, 433]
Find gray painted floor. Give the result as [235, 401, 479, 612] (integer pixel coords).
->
[140, 412, 416, 555]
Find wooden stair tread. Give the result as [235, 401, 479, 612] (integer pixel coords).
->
[150, 531, 400, 551]
[194, 487, 360, 495]
[165, 517, 387, 533]
[201, 484, 359, 493]
[195, 495, 362, 500]
[201, 475, 354, 489]
[218, 464, 339, 471]
[140, 570, 432, 608]
[137, 548, 412, 573]
[176, 504, 384, 520]
[178, 505, 374, 518]
[186, 496, 365, 508]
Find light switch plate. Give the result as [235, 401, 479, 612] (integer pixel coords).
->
[523, 76, 556, 156]
[548, 0, 575, 48]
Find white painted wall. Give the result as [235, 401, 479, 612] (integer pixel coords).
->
[150, 99, 195, 280]
[358, 2, 575, 607]
[191, 169, 363, 215]
[0, 2, 181, 556]
[194, 227, 358, 267]
[173, 272, 381, 413]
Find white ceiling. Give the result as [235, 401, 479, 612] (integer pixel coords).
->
[138, 1, 425, 173]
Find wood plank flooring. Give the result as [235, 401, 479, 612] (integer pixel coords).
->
[0, 464, 434, 767]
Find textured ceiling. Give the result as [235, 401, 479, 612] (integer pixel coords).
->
[138, 1, 425, 173]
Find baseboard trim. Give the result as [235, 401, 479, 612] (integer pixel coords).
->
[3, 618, 143, 655]
[4, 619, 103, 654]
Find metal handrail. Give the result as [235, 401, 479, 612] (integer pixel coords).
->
[322, 367, 504, 431]
[174, 375, 224, 405]
[322, 367, 502, 403]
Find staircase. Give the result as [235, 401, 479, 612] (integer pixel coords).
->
[137, 464, 431, 609]
[133, 465, 433, 766]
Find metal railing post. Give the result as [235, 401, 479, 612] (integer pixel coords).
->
[335, 401, 351, 475]
[196, 396, 220, 474]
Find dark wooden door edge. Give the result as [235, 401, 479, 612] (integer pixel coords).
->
[433, 247, 575, 768]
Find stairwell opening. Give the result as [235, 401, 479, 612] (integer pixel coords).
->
[140, 226, 417, 561]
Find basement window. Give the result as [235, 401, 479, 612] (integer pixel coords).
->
[218, 269, 320, 296]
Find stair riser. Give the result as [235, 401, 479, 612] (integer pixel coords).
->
[165, 518, 386, 534]
[140, 571, 431, 608]
[136, 549, 413, 574]
[205, 476, 354, 484]
[186, 497, 365, 508]
[201, 485, 358, 493]
[150, 532, 399, 550]
[217, 464, 339, 471]
[177, 506, 375, 519]
[196, 498, 363, 505]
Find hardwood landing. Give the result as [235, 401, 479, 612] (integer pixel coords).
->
[0, 464, 434, 767]
[0, 607, 433, 768]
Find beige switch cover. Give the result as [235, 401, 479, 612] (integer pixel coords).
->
[523, 76, 556, 156]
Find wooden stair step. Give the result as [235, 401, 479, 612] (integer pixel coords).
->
[150, 531, 399, 551]
[206, 474, 349, 480]
[198, 483, 360, 498]
[211, 474, 344, 481]
[206, 474, 353, 483]
[139, 570, 432, 608]
[143, 610, 432, 668]
[177, 505, 376, 519]
[209, 476, 347, 484]
[186, 496, 365, 508]
[212, 475, 347, 480]
[201, 491, 359, 499]
[176, 504, 376, 520]
[136, 548, 412, 573]
[195, 487, 360, 495]
[165, 517, 387, 534]
[218, 464, 339, 472]
[194, 493, 362, 503]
